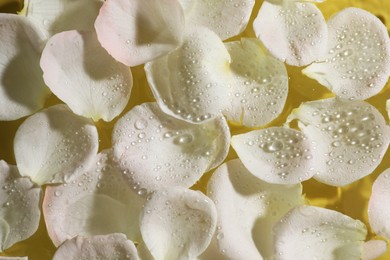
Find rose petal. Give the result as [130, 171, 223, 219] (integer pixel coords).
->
[180, 0, 255, 40]
[287, 97, 390, 186]
[112, 102, 230, 193]
[223, 38, 288, 127]
[368, 169, 390, 239]
[43, 151, 144, 247]
[52, 234, 139, 260]
[0, 14, 49, 121]
[25, 0, 102, 38]
[207, 159, 303, 259]
[274, 205, 367, 260]
[0, 160, 41, 252]
[361, 240, 387, 260]
[232, 127, 317, 184]
[14, 104, 99, 185]
[303, 8, 390, 100]
[145, 26, 231, 123]
[95, 0, 185, 66]
[40, 30, 133, 122]
[253, 1, 328, 66]
[140, 187, 217, 259]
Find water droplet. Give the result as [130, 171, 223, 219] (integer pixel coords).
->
[174, 134, 193, 145]
[262, 140, 284, 153]
[135, 119, 148, 130]
[138, 132, 146, 139]
[138, 188, 147, 196]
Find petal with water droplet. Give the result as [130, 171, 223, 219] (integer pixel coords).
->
[223, 38, 288, 127]
[303, 8, 390, 100]
[140, 187, 217, 259]
[145, 26, 231, 124]
[274, 205, 367, 260]
[95, 0, 185, 66]
[287, 97, 390, 186]
[112, 102, 230, 193]
[180, 0, 255, 40]
[14, 104, 99, 185]
[207, 159, 303, 259]
[0, 161, 41, 252]
[24, 0, 102, 39]
[0, 14, 50, 121]
[232, 127, 316, 184]
[41, 30, 133, 122]
[53, 234, 140, 260]
[253, 1, 328, 66]
[43, 151, 144, 246]
[368, 169, 390, 239]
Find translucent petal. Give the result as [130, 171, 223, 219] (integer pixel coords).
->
[223, 38, 288, 127]
[25, 0, 102, 39]
[0, 14, 49, 121]
[112, 102, 230, 193]
[95, 0, 185, 66]
[368, 169, 390, 239]
[14, 104, 99, 185]
[303, 8, 390, 100]
[0, 257, 27, 260]
[288, 97, 390, 186]
[40, 30, 133, 122]
[232, 127, 317, 184]
[140, 187, 217, 259]
[0, 160, 41, 252]
[145, 26, 231, 123]
[179, 0, 255, 40]
[253, 1, 328, 66]
[361, 240, 387, 260]
[207, 159, 303, 259]
[43, 151, 144, 247]
[52, 234, 139, 260]
[274, 205, 367, 260]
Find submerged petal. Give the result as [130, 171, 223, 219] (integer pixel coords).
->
[303, 8, 390, 100]
[274, 205, 367, 260]
[112, 102, 230, 193]
[140, 187, 217, 259]
[145, 26, 231, 123]
[43, 151, 144, 246]
[253, 1, 328, 66]
[223, 38, 288, 127]
[288, 97, 390, 186]
[207, 159, 303, 259]
[95, 0, 185, 66]
[0, 161, 41, 252]
[180, 0, 255, 40]
[368, 169, 390, 239]
[41, 30, 133, 122]
[14, 104, 99, 185]
[0, 14, 49, 121]
[232, 127, 317, 184]
[53, 234, 139, 260]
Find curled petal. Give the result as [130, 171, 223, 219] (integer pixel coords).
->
[223, 38, 288, 127]
[112, 102, 230, 193]
[0, 161, 41, 252]
[14, 104, 99, 185]
[368, 169, 390, 239]
[303, 8, 390, 100]
[0, 14, 49, 120]
[274, 205, 367, 260]
[95, 0, 185, 66]
[232, 127, 317, 184]
[207, 159, 303, 259]
[140, 187, 217, 259]
[180, 0, 255, 40]
[253, 1, 328, 66]
[53, 234, 139, 260]
[287, 97, 390, 186]
[41, 30, 133, 122]
[25, 0, 102, 38]
[145, 26, 231, 123]
[43, 151, 144, 247]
